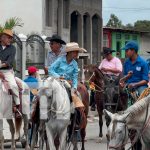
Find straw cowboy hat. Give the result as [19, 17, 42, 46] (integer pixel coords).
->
[65, 42, 87, 53]
[46, 34, 66, 45]
[0, 29, 13, 37]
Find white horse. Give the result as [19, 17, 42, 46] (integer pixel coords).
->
[32, 77, 71, 150]
[104, 95, 150, 150]
[0, 77, 30, 150]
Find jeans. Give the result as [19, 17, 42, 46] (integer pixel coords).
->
[136, 85, 148, 95]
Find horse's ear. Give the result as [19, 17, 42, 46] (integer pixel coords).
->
[103, 109, 114, 119]
[120, 112, 130, 121]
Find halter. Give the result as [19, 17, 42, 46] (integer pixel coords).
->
[108, 103, 149, 150]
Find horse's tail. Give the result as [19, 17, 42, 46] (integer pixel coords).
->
[15, 117, 22, 134]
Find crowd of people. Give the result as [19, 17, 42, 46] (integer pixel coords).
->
[0, 27, 150, 149]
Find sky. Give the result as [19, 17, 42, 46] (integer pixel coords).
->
[103, 0, 150, 26]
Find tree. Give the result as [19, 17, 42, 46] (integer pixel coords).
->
[106, 14, 123, 28]
[134, 20, 150, 32]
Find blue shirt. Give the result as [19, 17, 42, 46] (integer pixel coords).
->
[124, 56, 149, 84]
[45, 47, 66, 67]
[48, 56, 78, 89]
[24, 76, 39, 101]
[24, 76, 39, 89]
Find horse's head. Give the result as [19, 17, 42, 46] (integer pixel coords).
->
[38, 77, 71, 119]
[104, 109, 130, 150]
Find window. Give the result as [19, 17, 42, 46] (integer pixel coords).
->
[132, 35, 137, 40]
[45, 0, 52, 27]
[116, 41, 121, 57]
[116, 33, 121, 39]
[125, 34, 130, 40]
[103, 33, 109, 47]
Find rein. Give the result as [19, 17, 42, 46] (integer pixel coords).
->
[85, 72, 104, 93]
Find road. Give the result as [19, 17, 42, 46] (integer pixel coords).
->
[3, 110, 131, 150]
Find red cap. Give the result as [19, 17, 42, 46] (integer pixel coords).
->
[28, 66, 38, 74]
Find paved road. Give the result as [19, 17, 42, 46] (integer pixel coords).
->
[3, 110, 131, 150]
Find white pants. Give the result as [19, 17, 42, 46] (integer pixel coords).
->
[0, 70, 20, 105]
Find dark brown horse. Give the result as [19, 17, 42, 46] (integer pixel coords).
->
[84, 65, 127, 141]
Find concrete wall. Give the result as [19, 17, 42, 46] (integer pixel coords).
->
[0, 0, 43, 35]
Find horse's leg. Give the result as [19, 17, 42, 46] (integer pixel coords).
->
[30, 123, 39, 150]
[45, 122, 55, 150]
[7, 119, 16, 150]
[0, 119, 4, 150]
[80, 128, 86, 150]
[39, 121, 46, 150]
[22, 114, 30, 150]
[59, 126, 68, 150]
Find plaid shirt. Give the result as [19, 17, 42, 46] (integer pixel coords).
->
[45, 47, 66, 67]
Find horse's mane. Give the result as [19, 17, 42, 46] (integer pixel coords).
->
[125, 95, 150, 117]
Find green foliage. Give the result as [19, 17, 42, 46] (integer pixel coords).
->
[134, 20, 150, 32]
[106, 14, 123, 28]
[0, 17, 23, 33]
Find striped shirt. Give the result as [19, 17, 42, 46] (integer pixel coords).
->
[45, 47, 66, 67]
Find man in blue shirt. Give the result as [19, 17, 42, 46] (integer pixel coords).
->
[120, 41, 148, 150]
[24, 66, 39, 100]
[120, 41, 149, 95]
[44, 34, 66, 74]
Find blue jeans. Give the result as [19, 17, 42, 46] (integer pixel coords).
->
[136, 85, 148, 95]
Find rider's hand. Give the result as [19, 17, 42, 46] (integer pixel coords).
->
[119, 81, 125, 88]
[59, 76, 65, 80]
[44, 67, 48, 75]
[101, 67, 109, 72]
[128, 83, 137, 89]
[71, 88, 77, 95]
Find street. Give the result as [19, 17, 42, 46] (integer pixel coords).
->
[3, 110, 130, 150]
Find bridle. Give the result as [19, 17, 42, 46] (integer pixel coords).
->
[108, 103, 149, 150]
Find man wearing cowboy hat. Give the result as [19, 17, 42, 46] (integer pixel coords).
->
[99, 47, 123, 77]
[44, 34, 66, 74]
[0, 29, 20, 114]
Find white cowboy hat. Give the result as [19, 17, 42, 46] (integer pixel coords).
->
[65, 42, 87, 53]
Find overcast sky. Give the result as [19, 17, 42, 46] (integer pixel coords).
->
[103, 0, 150, 26]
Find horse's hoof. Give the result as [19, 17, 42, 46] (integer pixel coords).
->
[96, 137, 103, 143]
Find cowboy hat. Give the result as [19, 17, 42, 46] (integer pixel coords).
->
[65, 42, 87, 53]
[45, 34, 66, 45]
[0, 29, 13, 37]
[102, 47, 115, 55]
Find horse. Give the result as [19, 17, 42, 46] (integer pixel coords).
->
[31, 77, 89, 150]
[103, 94, 150, 150]
[32, 77, 71, 150]
[0, 77, 30, 150]
[84, 65, 127, 141]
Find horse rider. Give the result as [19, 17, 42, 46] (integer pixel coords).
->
[24, 66, 39, 104]
[99, 47, 123, 80]
[24, 66, 39, 146]
[48, 42, 86, 128]
[120, 41, 149, 150]
[0, 29, 21, 117]
[44, 34, 66, 75]
[120, 41, 149, 95]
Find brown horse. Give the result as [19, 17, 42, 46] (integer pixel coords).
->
[84, 65, 127, 141]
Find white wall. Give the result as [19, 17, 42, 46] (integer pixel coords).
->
[140, 33, 150, 58]
[0, 0, 43, 35]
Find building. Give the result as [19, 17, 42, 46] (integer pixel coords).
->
[103, 27, 150, 60]
[1, 0, 103, 65]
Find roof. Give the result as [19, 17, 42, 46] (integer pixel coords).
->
[103, 27, 150, 34]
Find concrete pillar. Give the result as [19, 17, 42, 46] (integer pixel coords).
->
[89, 17, 92, 64]
[57, 0, 63, 36]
